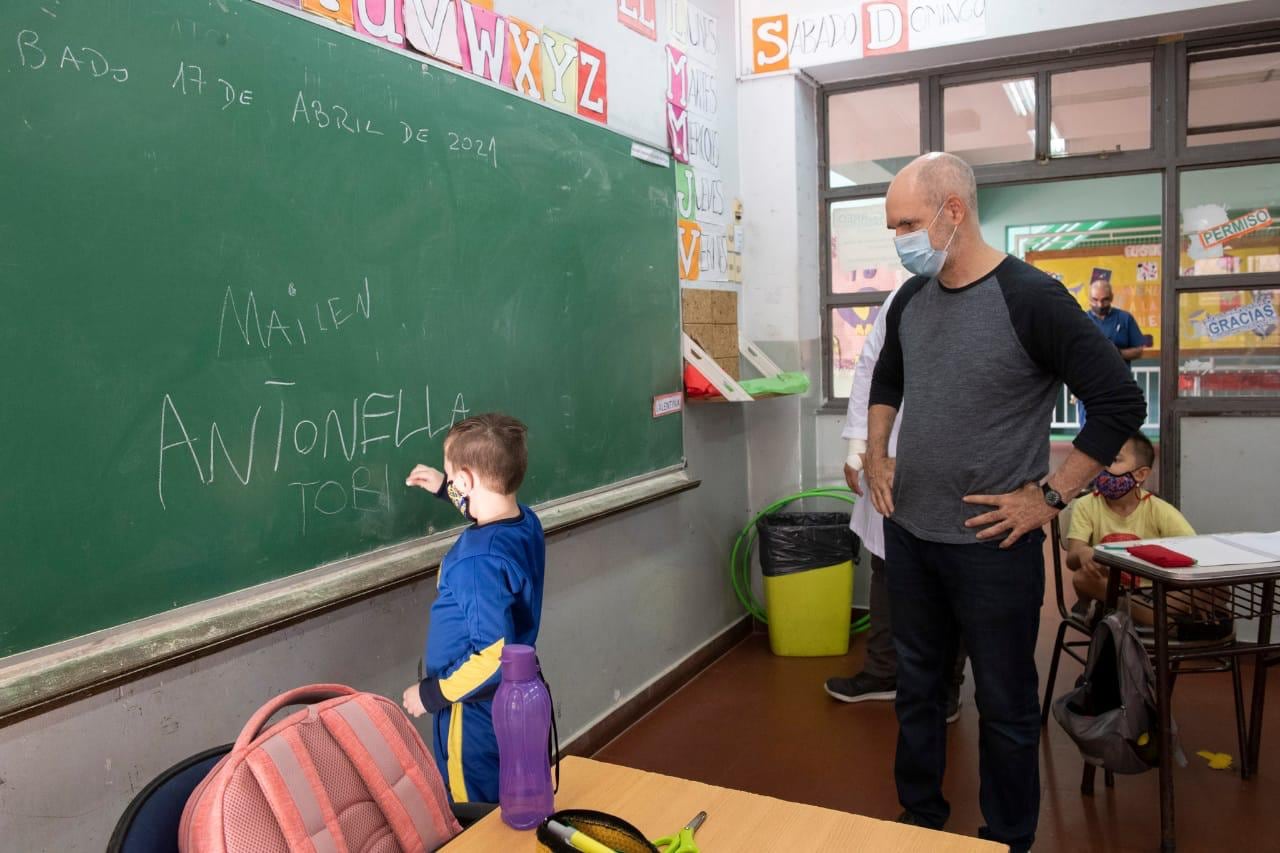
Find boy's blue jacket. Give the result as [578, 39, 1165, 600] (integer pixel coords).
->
[418, 505, 545, 712]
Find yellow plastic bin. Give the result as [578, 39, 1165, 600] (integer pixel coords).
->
[757, 512, 856, 657]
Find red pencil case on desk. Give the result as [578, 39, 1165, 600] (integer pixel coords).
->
[1126, 544, 1196, 568]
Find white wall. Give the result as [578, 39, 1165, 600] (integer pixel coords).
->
[1179, 417, 1280, 534]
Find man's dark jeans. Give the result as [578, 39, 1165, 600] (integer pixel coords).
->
[885, 519, 1045, 853]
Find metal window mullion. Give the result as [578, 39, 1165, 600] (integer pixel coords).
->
[1172, 273, 1280, 293]
[828, 292, 895, 308]
[927, 73, 944, 152]
[823, 184, 892, 203]
[1150, 43, 1168, 159]
[967, 153, 1165, 185]
[1158, 38, 1183, 505]
[1160, 170, 1182, 504]
[819, 89, 831, 192]
[1177, 143, 1280, 167]
[1176, 398, 1280, 415]
[1035, 69, 1051, 163]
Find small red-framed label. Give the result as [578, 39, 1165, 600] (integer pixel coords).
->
[653, 392, 684, 418]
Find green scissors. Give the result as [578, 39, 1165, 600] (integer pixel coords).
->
[653, 811, 707, 853]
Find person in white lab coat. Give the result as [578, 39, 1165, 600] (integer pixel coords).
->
[825, 285, 966, 721]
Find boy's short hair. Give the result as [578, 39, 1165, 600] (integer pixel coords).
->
[444, 413, 529, 494]
[1127, 431, 1155, 469]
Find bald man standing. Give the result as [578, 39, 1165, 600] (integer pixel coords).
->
[864, 153, 1146, 852]
[1078, 277, 1145, 426]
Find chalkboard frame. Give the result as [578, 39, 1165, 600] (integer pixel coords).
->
[1, 0, 687, 662]
[0, 467, 698, 725]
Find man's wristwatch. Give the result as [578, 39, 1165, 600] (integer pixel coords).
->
[1040, 481, 1068, 511]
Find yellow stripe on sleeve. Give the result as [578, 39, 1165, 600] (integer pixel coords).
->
[437, 638, 505, 703]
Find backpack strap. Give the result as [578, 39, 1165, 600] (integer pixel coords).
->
[321, 695, 461, 852]
[246, 728, 351, 853]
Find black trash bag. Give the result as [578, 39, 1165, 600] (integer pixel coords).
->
[756, 512, 857, 577]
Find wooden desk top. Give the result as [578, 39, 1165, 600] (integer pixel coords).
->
[441, 756, 1003, 852]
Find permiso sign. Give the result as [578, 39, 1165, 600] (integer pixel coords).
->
[746, 0, 986, 74]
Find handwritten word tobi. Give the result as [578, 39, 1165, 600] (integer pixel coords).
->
[217, 278, 372, 356]
[288, 464, 394, 535]
[16, 30, 128, 82]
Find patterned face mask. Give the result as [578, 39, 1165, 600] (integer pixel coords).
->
[446, 480, 470, 517]
[1094, 469, 1138, 500]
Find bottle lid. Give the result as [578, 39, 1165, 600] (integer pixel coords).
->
[500, 644, 539, 681]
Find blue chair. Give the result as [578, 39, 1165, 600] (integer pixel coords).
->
[106, 744, 231, 853]
[107, 743, 497, 852]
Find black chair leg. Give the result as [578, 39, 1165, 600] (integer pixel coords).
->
[1042, 620, 1068, 727]
[1105, 770, 1115, 788]
[1232, 658, 1250, 779]
[1081, 763, 1097, 796]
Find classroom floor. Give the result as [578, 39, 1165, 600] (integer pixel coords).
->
[595, 546, 1280, 852]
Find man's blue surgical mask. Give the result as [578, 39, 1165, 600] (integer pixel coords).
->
[894, 202, 958, 278]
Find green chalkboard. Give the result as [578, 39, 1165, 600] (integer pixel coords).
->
[0, 0, 682, 658]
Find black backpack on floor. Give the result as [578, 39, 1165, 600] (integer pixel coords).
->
[1052, 610, 1186, 774]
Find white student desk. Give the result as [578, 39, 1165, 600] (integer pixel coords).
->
[1094, 541, 1280, 853]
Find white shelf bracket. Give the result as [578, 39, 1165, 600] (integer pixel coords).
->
[682, 332, 753, 401]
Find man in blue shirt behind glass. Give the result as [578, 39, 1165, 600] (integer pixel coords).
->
[1078, 272, 1145, 426]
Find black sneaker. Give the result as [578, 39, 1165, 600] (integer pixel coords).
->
[896, 811, 934, 828]
[825, 672, 896, 703]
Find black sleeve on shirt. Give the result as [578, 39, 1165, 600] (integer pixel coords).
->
[433, 477, 450, 502]
[869, 275, 929, 410]
[418, 677, 452, 713]
[998, 258, 1147, 466]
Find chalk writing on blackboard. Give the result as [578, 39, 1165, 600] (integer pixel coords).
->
[217, 278, 372, 356]
[16, 29, 129, 82]
[158, 384, 471, 524]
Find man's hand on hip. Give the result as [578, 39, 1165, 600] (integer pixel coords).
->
[962, 482, 1056, 548]
[865, 454, 896, 516]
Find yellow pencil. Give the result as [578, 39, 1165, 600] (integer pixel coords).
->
[545, 819, 619, 853]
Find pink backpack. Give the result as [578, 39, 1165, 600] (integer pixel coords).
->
[180, 684, 462, 853]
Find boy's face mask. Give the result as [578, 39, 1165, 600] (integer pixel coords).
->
[446, 479, 471, 518]
[1094, 469, 1138, 500]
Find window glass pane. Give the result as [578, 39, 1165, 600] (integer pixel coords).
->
[983, 174, 1163, 435]
[827, 83, 920, 188]
[944, 77, 1036, 166]
[1049, 63, 1151, 157]
[829, 198, 909, 294]
[831, 306, 885, 399]
[1188, 49, 1280, 147]
[1178, 290, 1280, 397]
[1179, 164, 1280, 276]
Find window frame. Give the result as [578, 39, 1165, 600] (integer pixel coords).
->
[817, 24, 1280, 505]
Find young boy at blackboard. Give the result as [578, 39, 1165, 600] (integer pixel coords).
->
[401, 413, 546, 804]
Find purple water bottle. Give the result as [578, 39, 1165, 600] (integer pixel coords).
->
[492, 644, 554, 829]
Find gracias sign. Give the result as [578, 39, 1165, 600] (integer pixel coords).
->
[743, 0, 985, 75]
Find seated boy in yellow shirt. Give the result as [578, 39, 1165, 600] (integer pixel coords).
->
[1066, 432, 1194, 626]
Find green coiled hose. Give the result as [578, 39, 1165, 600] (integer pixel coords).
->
[730, 487, 870, 634]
